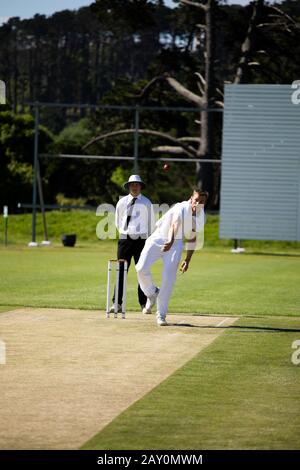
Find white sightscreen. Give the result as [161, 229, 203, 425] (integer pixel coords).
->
[220, 84, 300, 241]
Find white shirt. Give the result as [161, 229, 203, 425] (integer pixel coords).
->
[115, 193, 155, 238]
[151, 200, 205, 249]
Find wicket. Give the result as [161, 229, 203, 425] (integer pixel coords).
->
[106, 259, 128, 319]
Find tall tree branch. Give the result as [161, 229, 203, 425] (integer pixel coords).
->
[267, 5, 298, 26]
[178, 137, 202, 143]
[195, 72, 206, 88]
[234, 0, 265, 84]
[83, 129, 198, 158]
[137, 74, 203, 106]
[180, 0, 208, 12]
[152, 146, 190, 155]
[166, 76, 204, 105]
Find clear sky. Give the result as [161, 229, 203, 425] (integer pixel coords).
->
[0, 0, 262, 25]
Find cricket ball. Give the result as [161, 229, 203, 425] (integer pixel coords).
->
[163, 163, 170, 172]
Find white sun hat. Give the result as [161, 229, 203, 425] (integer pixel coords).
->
[123, 174, 145, 190]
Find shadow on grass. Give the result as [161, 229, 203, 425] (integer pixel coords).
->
[170, 323, 300, 333]
[244, 251, 300, 258]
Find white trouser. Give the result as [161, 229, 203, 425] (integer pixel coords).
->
[136, 237, 183, 319]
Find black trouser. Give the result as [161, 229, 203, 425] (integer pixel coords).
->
[112, 237, 147, 307]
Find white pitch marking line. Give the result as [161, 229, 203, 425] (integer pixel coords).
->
[216, 318, 229, 327]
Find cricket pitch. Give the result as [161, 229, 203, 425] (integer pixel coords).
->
[0, 308, 237, 449]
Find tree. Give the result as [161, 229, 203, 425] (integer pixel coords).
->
[0, 110, 53, 209]
[1, 0, 299, 208]
[85, 0, 300, 208]
[85, 0, 220, 205]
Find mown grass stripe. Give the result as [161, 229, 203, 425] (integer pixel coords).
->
[0, 247, 299, 316]
[82, 316, 300, 450]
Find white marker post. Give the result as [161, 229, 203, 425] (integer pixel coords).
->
[0, 340, 6, 365]
[0, 80, 5, 105]
[3, 205, 8, 246]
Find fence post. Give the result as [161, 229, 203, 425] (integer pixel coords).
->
[133, 105, 139, 174]
[3, 205, 8, 246]
[30, 102, 39, 246]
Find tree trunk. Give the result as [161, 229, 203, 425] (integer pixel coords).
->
[196, 0, 216, 203]
[234, 0, 265, 84]
[13, 29, 18, 113]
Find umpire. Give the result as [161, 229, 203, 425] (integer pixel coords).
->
[110, 175, 155, 313]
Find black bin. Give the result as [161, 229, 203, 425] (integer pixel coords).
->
[61, 234, 77, 247]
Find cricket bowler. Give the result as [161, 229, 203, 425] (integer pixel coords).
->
[136, 189, 208, 325]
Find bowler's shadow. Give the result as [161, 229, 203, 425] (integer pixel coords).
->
[170, 322, 300, 333]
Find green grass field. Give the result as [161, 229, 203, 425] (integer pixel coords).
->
[0, 244, 299, 316]
[0, 211, 299, 449]
[83, 315, 300, 450]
